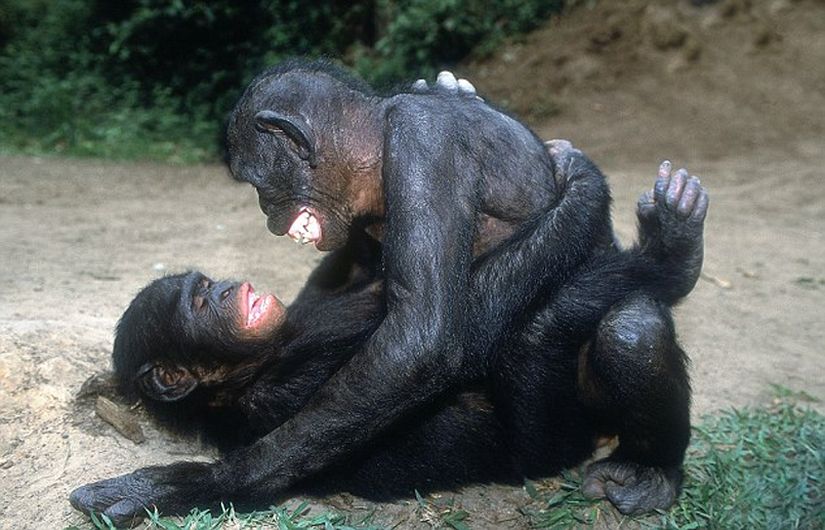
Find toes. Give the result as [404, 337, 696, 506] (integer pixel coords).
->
[637, 190, 656, 219]
[690, 188, 710, 223]
[69, 483, 112, 514]
[545, 139, 585, 183]
[677, 176, 702, 217]
[654, 160, 672, 202]
[666, 168, 688, 208]
[581, 476, 607, 499]
[69, 485, 91, 512]
[604, 481, 647, 515]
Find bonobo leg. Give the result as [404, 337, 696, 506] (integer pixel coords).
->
[579, 294, 690, 515]
[492, 162, 707, 514]
[578, 164, 707, 514]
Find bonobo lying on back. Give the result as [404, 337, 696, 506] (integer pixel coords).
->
[72, 155, 708, 523]
[70, 62, 707, 522]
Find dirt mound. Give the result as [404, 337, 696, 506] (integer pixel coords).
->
[466, 0, 825, 164]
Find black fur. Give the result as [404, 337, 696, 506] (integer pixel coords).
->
[70, 61, 708, 524]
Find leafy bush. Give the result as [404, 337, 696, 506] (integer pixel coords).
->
[0, 0, 565, 161]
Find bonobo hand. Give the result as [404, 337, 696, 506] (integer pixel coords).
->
[411, 70, 483, 100]
[69, 462, 214, 526]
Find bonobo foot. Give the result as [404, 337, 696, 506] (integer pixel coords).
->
[637, 161, 709, 300]
[545, 139, 584, 185]
[582, 458, 683, 515]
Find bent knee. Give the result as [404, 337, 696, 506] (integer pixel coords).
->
[594, 294, 673, 365]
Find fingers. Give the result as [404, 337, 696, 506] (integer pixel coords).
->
[654, 160, 672, 203]
[411, 71, 480, 99]
[457, 78, 477, 96]
[411, 79, 428, 92]
[637, 189, 656, 219]
[104, 498, 145, 526]
[666, 168, 688, 209]
[436, 71, 459, 91]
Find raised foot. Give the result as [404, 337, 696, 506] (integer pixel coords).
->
[582, 459, 682, 515]
[636, 161, 709, 300]
[638, 160, 708, 251]
[545, 139, 589, 186]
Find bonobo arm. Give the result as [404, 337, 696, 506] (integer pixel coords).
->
[70, 100, 480, 523]
[207, 99, 480, 499]
[465, 141, 612, 374]
[289, 230, 382, 308]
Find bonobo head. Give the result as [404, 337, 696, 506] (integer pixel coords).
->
[113, 271, 286, 403]
[225, 59, 384, 251]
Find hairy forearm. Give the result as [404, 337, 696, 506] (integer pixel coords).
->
[467, 152, 612, 366]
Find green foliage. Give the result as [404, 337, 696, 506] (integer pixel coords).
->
[658, 399, 824, 529]
[361, 0, 564, 86]
[66, 501, 383, 530]
[0, 0, 564, 162]
[524, 397, 825, 529]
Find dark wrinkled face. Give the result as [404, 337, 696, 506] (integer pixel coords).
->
[179, 271, 285, 348]
[225, 70, 375, 251]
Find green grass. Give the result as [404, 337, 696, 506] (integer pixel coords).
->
[527, 389, 824, 529]
[64, 501, 384, 530]
[65, 390, 824, 530]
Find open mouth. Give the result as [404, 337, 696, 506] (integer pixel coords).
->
[239, 282, 281, 329]
[287, 207, 322, 245]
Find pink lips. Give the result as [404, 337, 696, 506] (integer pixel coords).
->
[240, 282, 276, 328]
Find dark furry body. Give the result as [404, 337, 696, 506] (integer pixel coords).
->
[70, 61, 707, 523]
[122, 239, 693, 504]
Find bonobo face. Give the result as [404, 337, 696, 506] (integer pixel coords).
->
[113, 271, 286, 403]
[226, 68, 381, 251]
[180, 271, 285, 347]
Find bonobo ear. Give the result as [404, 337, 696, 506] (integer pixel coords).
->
[254, 110, 318, 168]
[135, 362, 198, 402]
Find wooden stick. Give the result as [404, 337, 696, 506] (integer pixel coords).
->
[95, 396, 145, 444]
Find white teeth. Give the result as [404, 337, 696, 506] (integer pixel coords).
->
[247, 294, 270, 326]
[247, 291, 261, 325]
[287, 211, 321, 244]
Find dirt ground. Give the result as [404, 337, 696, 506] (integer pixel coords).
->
[1, 1, 823, 528]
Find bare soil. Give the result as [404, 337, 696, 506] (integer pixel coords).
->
[1, 1, 823, 528]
